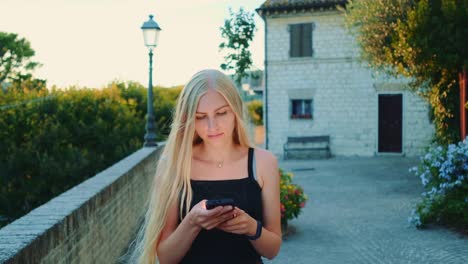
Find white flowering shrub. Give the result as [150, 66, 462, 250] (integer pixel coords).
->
[409, 139, 468, 232]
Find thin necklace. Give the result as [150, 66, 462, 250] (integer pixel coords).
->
[216, 159, 224, 168]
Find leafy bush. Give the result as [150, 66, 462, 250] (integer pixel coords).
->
[247, 100, 263, 126]
[0, 86, 143, 226]
[279, 169, 307, 227]
[111, 81, 182, 140]
[409, 139, 468, 233]
[0, 83, 182, 228]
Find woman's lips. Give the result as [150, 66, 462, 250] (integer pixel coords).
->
[208, 133, 223, 138]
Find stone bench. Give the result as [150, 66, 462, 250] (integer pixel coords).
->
[283, 136, 331, 160]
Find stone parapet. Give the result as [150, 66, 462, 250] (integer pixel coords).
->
[0, 145, 164, 263]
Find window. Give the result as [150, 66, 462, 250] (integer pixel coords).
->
[291, 99, 313, 119]
[289, 23, 314, 57]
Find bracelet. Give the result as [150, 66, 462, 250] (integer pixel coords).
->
[246, 220, 262, 240]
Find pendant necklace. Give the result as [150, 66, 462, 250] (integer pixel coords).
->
[216, 160, 224, 168]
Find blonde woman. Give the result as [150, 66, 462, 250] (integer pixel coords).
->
[133, 69, 281, 264]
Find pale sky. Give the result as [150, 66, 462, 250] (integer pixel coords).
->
[0, 0, 266, 88]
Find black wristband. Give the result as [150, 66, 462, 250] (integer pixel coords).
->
[246, 220, 262, 240]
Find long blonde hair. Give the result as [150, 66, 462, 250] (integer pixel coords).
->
[131, 69, 253, 264]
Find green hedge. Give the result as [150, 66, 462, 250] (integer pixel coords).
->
[0, 82, 181, 228]
[113, 81, 182, 138]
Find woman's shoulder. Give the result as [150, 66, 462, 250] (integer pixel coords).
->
[252, 147, 279, 187]
[253, 147, 278, 168]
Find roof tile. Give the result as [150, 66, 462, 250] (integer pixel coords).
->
[257, 0, 347, 15]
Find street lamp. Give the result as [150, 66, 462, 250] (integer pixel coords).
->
[141, 14, 161, 147]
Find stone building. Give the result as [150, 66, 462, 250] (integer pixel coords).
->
[256, 0, 434, 158]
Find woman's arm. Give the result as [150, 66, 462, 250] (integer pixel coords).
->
[156, 200, 200, 264]
[248, 150, 282, 259]
[218, 149, 282, 259]
[156, 200, 235, 264]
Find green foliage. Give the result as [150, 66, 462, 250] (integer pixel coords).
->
[247, 100, 263, 125]
[0, 86, 143, 227]
[398, 0, 468, 144]
[343, 0, 468, 144]
[0, 82, 182, 228]
[153, 85, 183, 137]
[219, 7, 257, 86]
[0, 32, 41, 84]
[111, 81, 182, 140]
[9, 74, 47, 93]
[400, 0, 468, 77]
[342, 0, 414, 75]
[279, 169, 308, 227]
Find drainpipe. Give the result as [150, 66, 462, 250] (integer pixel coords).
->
[460, 67, 467, 140]
[263, 17, 269, 150]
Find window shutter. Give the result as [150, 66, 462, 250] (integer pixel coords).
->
[290, 24, 301, 57]
[305, 100, 312, 114]
[311, 23, 315, 56]
[302, 23, 313, 57]
[288, 25, 291, 57]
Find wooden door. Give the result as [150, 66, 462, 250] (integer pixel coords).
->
[378, 94, 403, 152]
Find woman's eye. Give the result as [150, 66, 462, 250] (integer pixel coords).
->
[217, 111, 227, 116]
[195, 116, 206, 120]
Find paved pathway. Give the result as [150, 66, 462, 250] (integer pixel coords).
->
[264, 156, 468, 264]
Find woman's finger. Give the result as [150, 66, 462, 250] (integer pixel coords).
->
[213, 208, 235, 224]
[204, 206, 224, 216]
[219, 210, 240, 225]
[203, 211, 233, 229]
[208, 205, 233, 217]
[207, 214, 233, 230]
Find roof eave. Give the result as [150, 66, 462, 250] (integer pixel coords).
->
[256, 1, 347, 18]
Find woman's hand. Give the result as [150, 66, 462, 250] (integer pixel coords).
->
[188, 199, 235, 230]
[217, 207, 257, 236]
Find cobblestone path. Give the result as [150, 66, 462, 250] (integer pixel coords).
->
[264, 157, 468, 264]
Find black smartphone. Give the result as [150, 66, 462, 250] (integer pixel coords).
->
[205, 198, 235, 210]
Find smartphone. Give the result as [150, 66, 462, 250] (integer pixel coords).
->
[205, 198, 235, 210]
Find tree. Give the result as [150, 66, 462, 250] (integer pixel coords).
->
[343, 0, 468, 144]
[219, 7, 257, 90]
[399, 0, 468, 141]
[341, 0, 414, 75]
[7, 73, 47, 93]
[0, 32, 41, 85]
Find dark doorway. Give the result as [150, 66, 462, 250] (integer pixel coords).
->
[378, 94, 403, 152]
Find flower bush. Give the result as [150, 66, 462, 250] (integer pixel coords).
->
[246, 100, 263, 126]
[408, 139, 468, 232]
[279, 169, 308, 227]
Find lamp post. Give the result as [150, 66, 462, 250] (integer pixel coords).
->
[141, 15, 161, 147]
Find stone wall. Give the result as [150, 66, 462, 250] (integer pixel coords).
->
[264, 11, 434, 158]
[0, 146, 164, 263]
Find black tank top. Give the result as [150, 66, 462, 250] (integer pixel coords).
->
[179, 147, 263, 264]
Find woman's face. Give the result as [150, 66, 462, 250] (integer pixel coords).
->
[194, 89, 236, 146]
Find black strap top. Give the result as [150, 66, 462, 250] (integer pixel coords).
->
[179, 147, 263, 264]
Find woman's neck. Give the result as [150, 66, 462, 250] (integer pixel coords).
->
[196, 142, 240, 163]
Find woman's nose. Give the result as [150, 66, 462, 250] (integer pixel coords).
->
[207, 117, 216, 128]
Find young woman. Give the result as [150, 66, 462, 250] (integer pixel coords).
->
[133, 69, 281, 264]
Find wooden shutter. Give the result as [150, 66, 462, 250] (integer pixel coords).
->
[290, 24, 301, 57]
[290, 23, 313, 57]
[302, 23, 313, 57]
